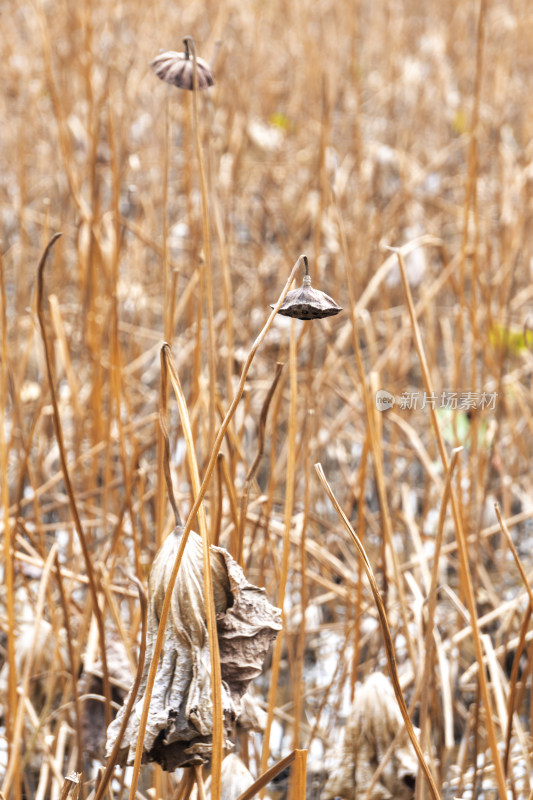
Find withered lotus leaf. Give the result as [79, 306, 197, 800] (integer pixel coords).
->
[323, 673, 419, 800]
[105, 527, 281, 770]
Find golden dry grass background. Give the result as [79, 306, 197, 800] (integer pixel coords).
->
[2, 0, 533, 797]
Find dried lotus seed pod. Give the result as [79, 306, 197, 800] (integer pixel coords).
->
[150, 37, 214, 91]
[271, 255, 342, 320]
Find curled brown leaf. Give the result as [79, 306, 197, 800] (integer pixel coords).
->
[106, 527, 281, 770]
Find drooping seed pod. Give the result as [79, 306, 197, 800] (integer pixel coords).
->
[271, 255, 342, 320]
[150, 37, 214, 91]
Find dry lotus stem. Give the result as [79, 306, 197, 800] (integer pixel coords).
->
[271, 255, 342, 320]
[105, 526, 281, 770]
[150, 37, 214, 91]
[324, 673, 419, 800]
[58, 772, 81, 800]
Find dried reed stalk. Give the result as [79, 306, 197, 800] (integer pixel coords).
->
[237, 362, 284, 566]
[416, 446, 462, 800]
[93, 577, 147, 800]
[54, 553, 84, 791]
[1, 543, 58, 796]
[333, 187, 416, 668]
[259, 319, 297, 790]
[289, 749, 307, 799]
[164, 345, 224, 796]
[315, 463, 441, 800]
[0, 254, 18, 795]
[188, 36, 217, 450]
[394, 245, 507, 799]
[35, 234, 113, 739]
[494, 503, 533, 781]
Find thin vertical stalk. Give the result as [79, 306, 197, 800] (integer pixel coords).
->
[314, 77, 330, 264]
[0, 253, 19, 799]
[157, 90, 172, 549]
[108, 99, 143, 581]
[494, 503, 533, 777]
[164, 348, 224, 799]
[212, 192, 234, 417]
[94, 578, 147, 800]
[257, 367, 286, 585]
[36, 5, 90, 221]
[218, 451, 240, 556]
[58, 771, 81, 800]
[35, 234, 112, 726]
[159, 356, 183, 528]
[187, 36, 217, 451]
[468, 0, 487, 593]
[416, 446, 462, 800]
[351, 430, 370, 700]
[54, 554, 84, 797]
[163, 89, 171, 341]
[1, 544, 59, 797]
[291, 403, 312, 756]
[306, 633, 347, 752]
[16, 119, 28, 325]
[213, 454, 224, 546]
[173, 768, 195, 800]
[457, 0, 486, 387]
[334, 194, 415, 663]
[259, 320, 298, 790]
[394, 246, 508, 799]
[314, 464, 441, 800]
[289, 750, 307, 799]
[194, 766, 207, 800]
[237, 362, 284, 566]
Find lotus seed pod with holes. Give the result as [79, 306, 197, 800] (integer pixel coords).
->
[271, 256, 342, 320]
